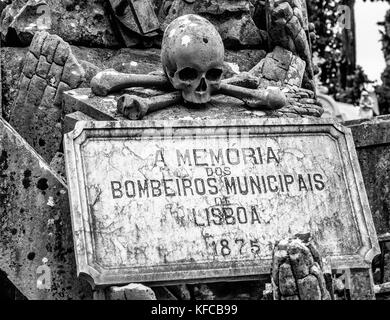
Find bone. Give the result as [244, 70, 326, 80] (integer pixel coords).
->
[117, 91, 182, 120]
[91, 69, 172, 96]
[219, 83, 287, 110]
[93, 69, 287, 110]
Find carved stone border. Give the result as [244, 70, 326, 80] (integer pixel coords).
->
[64, 118, 380, 287]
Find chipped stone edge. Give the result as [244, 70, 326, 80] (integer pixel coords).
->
[63, 118, 380, 287]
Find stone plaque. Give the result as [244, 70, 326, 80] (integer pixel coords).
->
[64, 118, 379, 286]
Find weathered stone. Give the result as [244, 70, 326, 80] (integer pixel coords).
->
[47, 63, 62, 88]
[1, 46, 27, 119]
[106, 283, 156, 300]
[35, 55, 51, 78]
[64, 118, 378, 287]
[215, 13, 263, 47]
[49, 152, 65, 182]
[285, 57, 306, 87]
[267, 0, 315, 91]
[346, 115, 390, 237]
[384, 253, 390, 283]
[285, 15, 301, 39]
[12, 75, 30, 110]
[297, 275, 321, 300]
[288, 239, 314, 279]
[272, 2, 294, 21]
[1, 0, 50, 46]
[53, 41, 69, 66]
[29, 30, 47, 57]
[2, 43, 266, 121]
[0, 118, 92, 299]
[1, 0, 119, 47]
[22, 52, 39, 78]
[272, 237, 334, 300]
[310, 263, 331, 300]
[349, 269, 376, 300]
[164, 285, 191, 300]
[163, 0, 263, 48]
[61, 59, 85, 88]
[40, 85, 56, 108]
[278, 263, 297, 296]
[281, 294, 299, 300]
[53, 82, 70, 106]
[193, 284, 216, 300]
[196, 0, 252, 14]
[255, 46, 306, 88]
[64, 111, 94, 134]
[41, 34, 61, 63]
[9, 31, 85, 162]
[26, 75, 46, 106]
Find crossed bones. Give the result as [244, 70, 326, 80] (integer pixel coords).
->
[90, 69, 288, 120]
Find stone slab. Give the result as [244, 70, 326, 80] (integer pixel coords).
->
[345, 115, 390, 239]
[64, 111, 95, 134]
[9, 31, 85, 163]
[64, 118, 379, 287]
[0, 118, 92, 299]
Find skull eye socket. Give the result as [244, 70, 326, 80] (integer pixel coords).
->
[206, 68, 223, 81]
[178, 68, 199, 81]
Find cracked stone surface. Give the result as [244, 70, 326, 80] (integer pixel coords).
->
[9, 31, 85, 163]
[0, 118, 92, 300]
[271, 237, 331, 300]
[63, 118, 378, 287]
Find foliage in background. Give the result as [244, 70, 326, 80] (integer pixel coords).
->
[377, 8, 390, 114]
[308, 0, 369, 105]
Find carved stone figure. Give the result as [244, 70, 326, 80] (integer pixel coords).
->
[91, 14, 288, 119]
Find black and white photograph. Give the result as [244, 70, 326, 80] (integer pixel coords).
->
[0, 0, 390, 310]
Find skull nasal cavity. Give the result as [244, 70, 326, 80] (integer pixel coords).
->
[196, 78, 207, 92]
[178, 67, 198, 81]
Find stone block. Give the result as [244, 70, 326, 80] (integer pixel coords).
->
[40, 85, 56, 109]
[106, 283, 156, 300]
[261, 58, 288, 82]
[53, 41, 70, 66]
[346, 115, 390, 236]
[281, 295, 299, 300]
[64, 111, 94, 134]
[286, 15, 302, 39]
[293, 7, 304, 27]
[49, 152, 66, 182]
[61, 58, 85, 88]
[25, 75, 47, 107]
[297, 275, 321, 300]
[54, 82, 70, 107]
[41, 35, 61, 64]
[47, 63, 63, 88]
[278, 263, 297, 296]
[270, 46, 293, 69]
[9, 31, 85, 162]
[22, 52, 39, 79]
[272, 2, 294, 21]
[13, 75, 30, 108]
[35, 55, 51, 79]
[0, 118, 92, 299]
[272, 237, 333, 300]
[288, 239, 314, 279]
[29, 32, 47, 58]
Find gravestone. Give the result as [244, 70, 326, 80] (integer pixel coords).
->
[64, 118, 379, 288]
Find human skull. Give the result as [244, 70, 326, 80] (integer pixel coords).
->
[161, 14, 224, 104]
